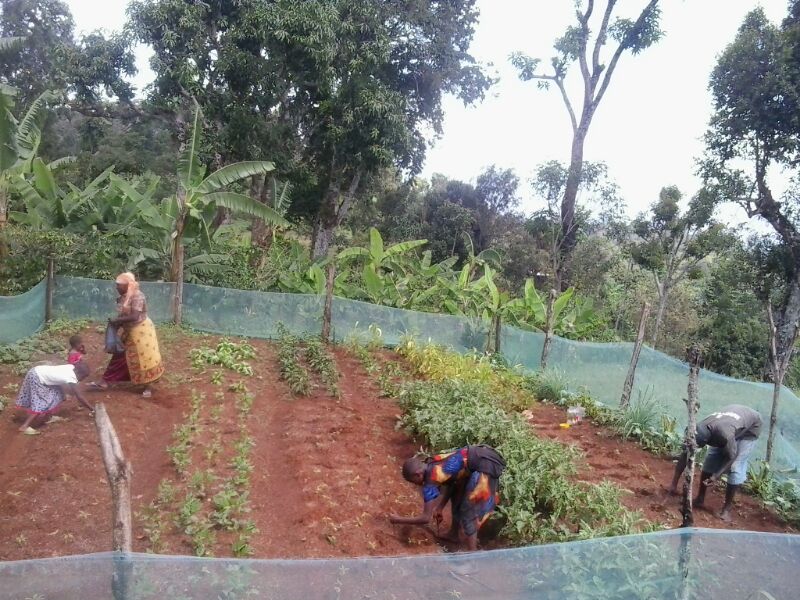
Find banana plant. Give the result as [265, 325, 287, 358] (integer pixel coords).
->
[11, 158, 113, 231]
[0, 86, 60, 249]
[504, 279, 597, 336]
[169, 103, 288, 283]
[336, 227, 426, 305]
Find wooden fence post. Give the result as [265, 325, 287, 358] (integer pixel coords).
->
[620, 301, 650, 409]
[172, 244, 184, 326]
[540, 289, 557, 370]
[45, 256, 55, 323]
[765, 306, 799, 463]
[322, 262, 336, 343]
[681, 344, 702, 528]
[95, 403, 133, 552]
[494, 314, 502, 354]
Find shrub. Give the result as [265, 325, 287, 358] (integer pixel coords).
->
[525, 368, 569, 403]
[397, 377, 644, 544]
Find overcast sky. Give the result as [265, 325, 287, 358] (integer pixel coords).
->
[64, 0, 790, 223]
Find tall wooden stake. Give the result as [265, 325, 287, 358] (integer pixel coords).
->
[492, 314, 502, 354]
[322, 262, 336, 343]
[540, 289, 557, 370]
[620, 301, 650, 409]
[765, 305, 799, 463]
[45, 256, 55, 323]
[172, 243, 184, 326]
[681, 344, 702, 528]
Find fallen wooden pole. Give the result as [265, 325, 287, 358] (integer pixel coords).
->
[95, 403, 133, 552]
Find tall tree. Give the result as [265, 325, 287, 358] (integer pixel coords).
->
[628, 186, 727, 347]
[529, 159, 625, 289]
[0, 0, 74, 105]
[701, 7, 800, 377]
[473, 165, 519, 251]
[128, 0, 492, 259]
[511, 0, 663, 283]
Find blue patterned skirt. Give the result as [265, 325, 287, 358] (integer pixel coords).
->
[15, 369, 65, 415]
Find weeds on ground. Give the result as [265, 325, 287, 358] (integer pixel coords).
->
[523, 368, 569, 403]
[140, 479, 177, 553]
[0, 319, 89, 365]
[0, 394, 8, 413]
[276, 325, 311, 395]
[190, 340, 256, 375]
[745, 461, 800, 523]
[304, 337, 340, 397]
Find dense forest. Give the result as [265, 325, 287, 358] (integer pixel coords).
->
[1, 0, 799, 391]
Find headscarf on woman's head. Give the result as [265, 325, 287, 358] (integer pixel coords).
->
[115, 272, 140, 312]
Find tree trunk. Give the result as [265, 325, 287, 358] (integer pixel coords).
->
[0, 187, 9, 259]
[45, 257, 55, 323]
[620, 302, 650, 409]
[250, 174, 272, 251]
[322, 262, 336, 343]
[558, 128, 588, 286]
[776, 275, 800, 369]
[652, 281, 669, 347]
[494, 313, 502, 354]
[171, 198, 187, 326]
[311, 170, 363, 260]
[540, 289, 558, 370]
[766, 304, 800, 463]
[681, 345, 702, 528]
[312, 183, 343, 260]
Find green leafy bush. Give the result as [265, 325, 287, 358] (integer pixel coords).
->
[190, 341, 256, 376]
[397, 378, 644, 544]
[525, 368, 569, 403]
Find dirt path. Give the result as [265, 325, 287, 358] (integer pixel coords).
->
[526, 401, 792, 532]
[248, 347, 439, 558]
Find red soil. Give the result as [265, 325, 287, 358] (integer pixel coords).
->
[0, 327, 792, 562]
[0, 327, 442, 560]
[525, 402, 793, 532]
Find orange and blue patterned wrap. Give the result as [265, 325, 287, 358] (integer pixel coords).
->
[422, 447, 500, 536]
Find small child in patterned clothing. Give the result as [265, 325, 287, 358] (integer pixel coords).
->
[15, 336, 94, 435]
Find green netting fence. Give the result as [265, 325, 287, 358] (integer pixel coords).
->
[3, 275, 800, 474]
[1, 529, 799, 599]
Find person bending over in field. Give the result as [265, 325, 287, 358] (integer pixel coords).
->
[15, 337, 94, 434]
[669, 404, 762, 522]
[389, 445, 505, 551]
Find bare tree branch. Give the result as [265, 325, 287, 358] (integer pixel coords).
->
[592, 0, 617, 77]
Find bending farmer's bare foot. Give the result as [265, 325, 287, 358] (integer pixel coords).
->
[718, 508, 733, 523]
[435, 530, 460, 544]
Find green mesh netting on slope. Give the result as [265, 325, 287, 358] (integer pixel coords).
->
[2, 275, 799, 474]
[0, 529, 799, 599]
[0, 280, 45, 343]
[501, 327, 800, 474]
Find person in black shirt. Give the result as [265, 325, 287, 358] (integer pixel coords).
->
[669, 404, 762, 522]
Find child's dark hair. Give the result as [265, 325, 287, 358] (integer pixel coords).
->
[69, 334, 83, 349]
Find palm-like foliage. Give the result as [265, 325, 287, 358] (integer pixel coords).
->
[10, 159, 113, 231]
[0, 88, 57, 243]
[169, 104, 288, 281]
